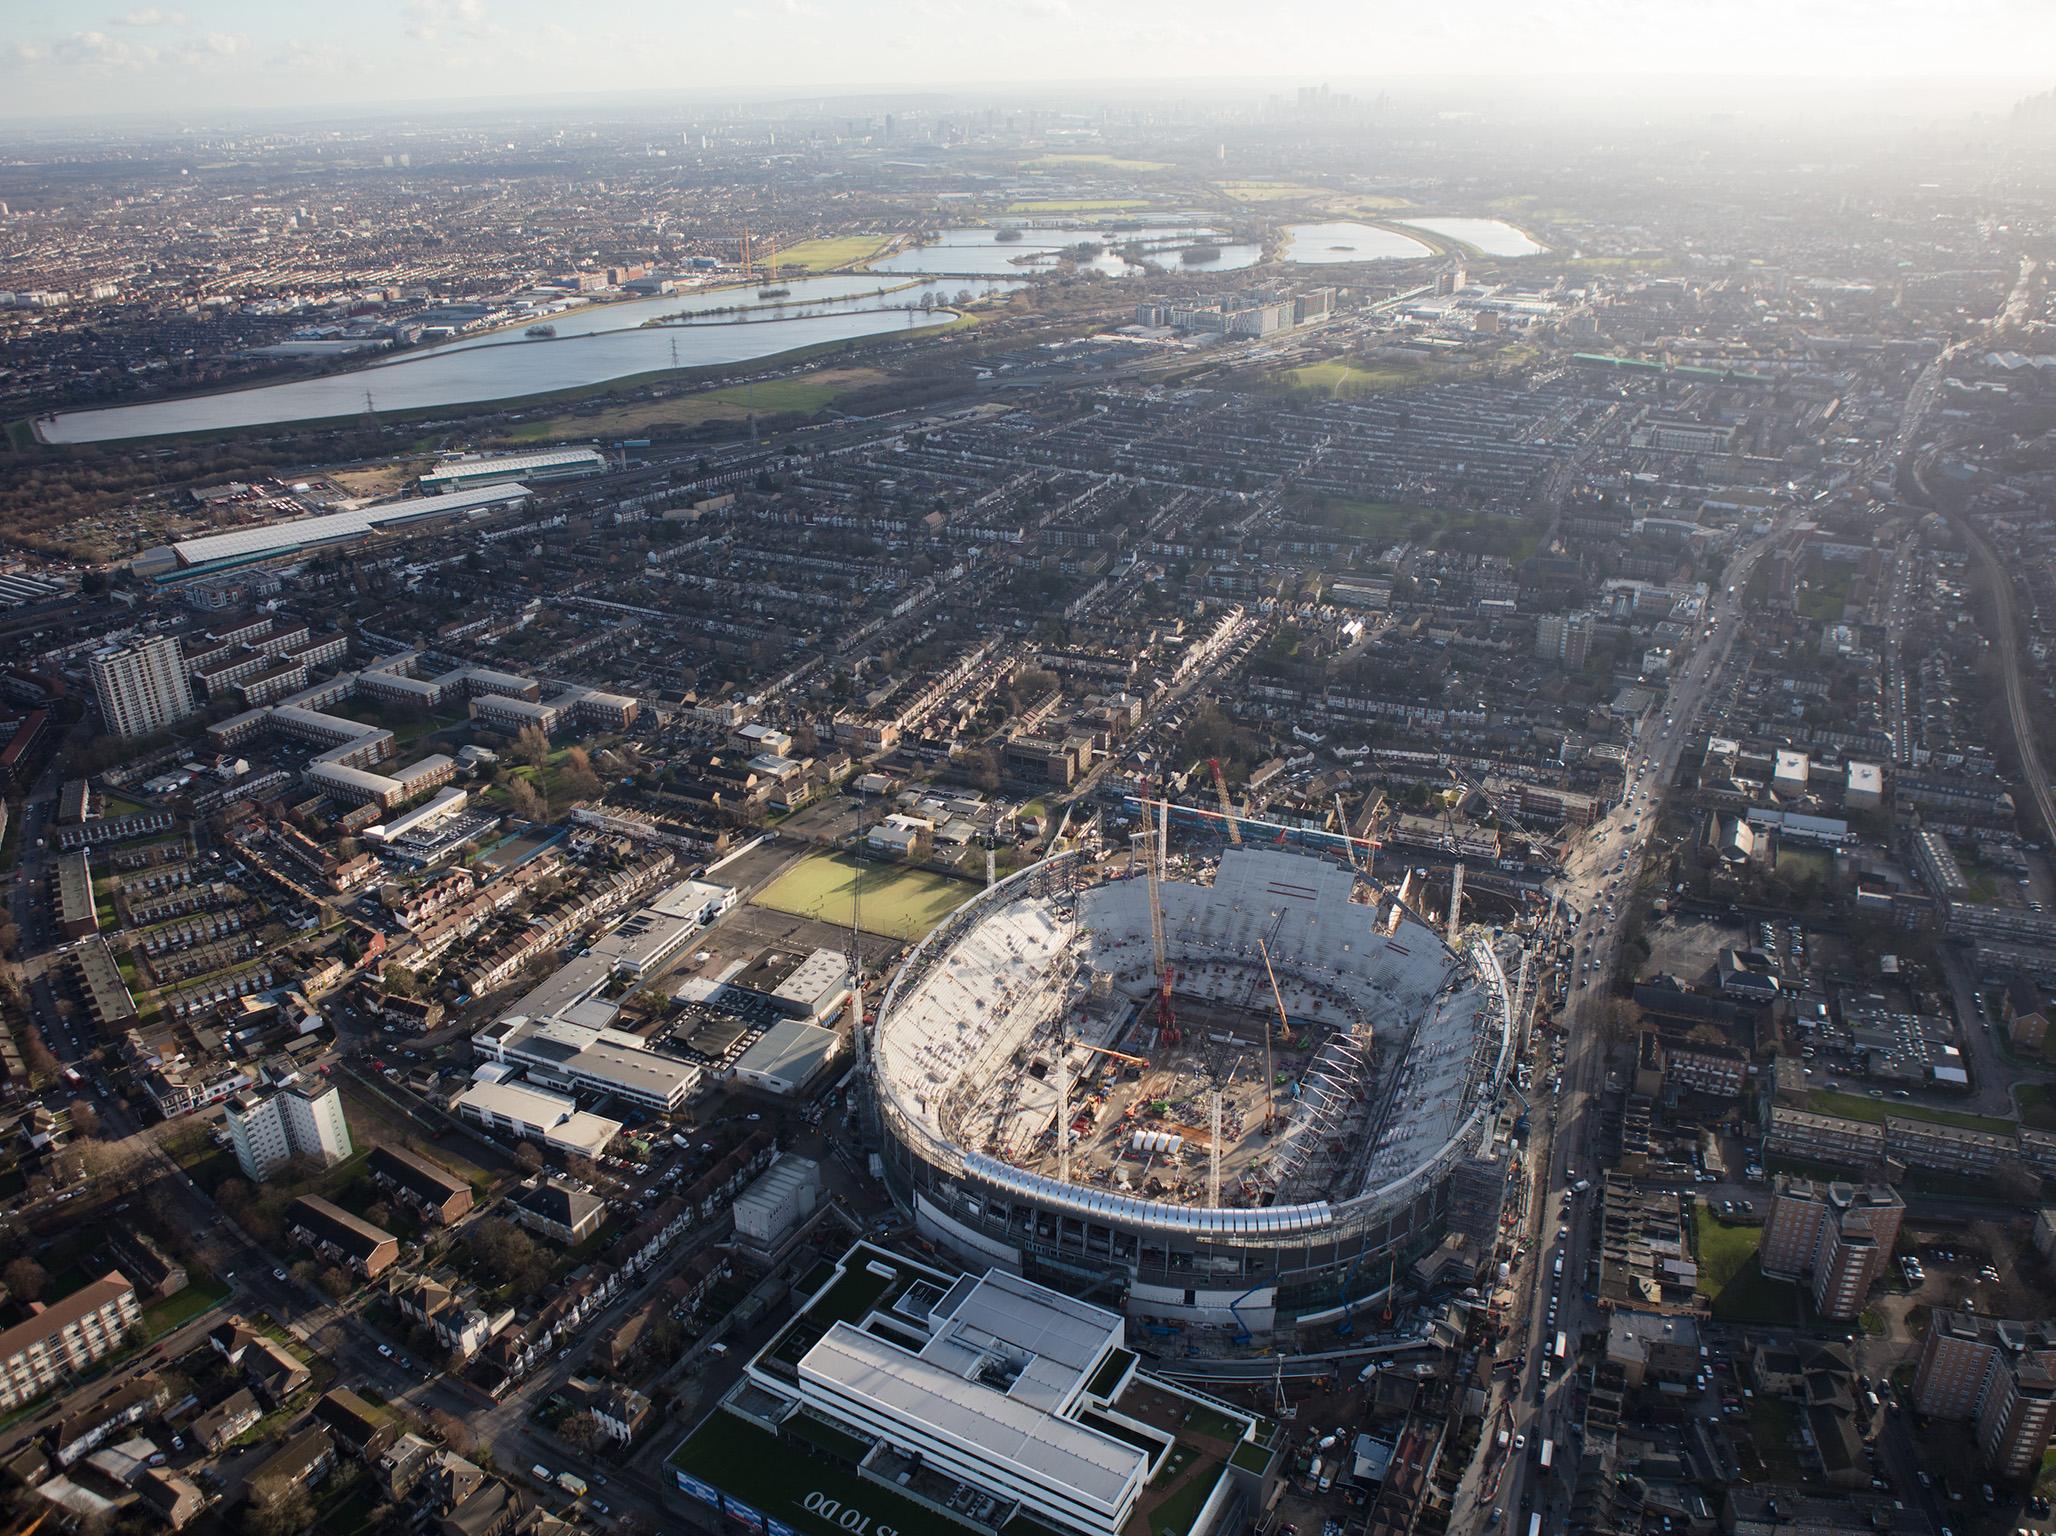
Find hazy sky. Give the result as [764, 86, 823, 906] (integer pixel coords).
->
[2, 0, 2051, 120]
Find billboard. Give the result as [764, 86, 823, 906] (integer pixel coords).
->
[676, 1472, 724, 1508]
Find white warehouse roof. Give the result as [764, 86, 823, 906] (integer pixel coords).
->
[173, 482, 531, 568]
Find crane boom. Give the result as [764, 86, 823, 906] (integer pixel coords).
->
[1211, 758, 1242, 844]
[1257, 937, 1290, 1134]
[1078, 1043, 1148, 1067]
[1142, 795, 1177, 1045]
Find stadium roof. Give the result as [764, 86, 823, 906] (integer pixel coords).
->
[172, 482, 530, 567]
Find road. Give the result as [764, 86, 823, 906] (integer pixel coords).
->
[1454, 527, 1781, 1534]
[1949, 511, 2056, 847]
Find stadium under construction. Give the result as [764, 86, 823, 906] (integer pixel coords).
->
[867, 840, 1519, 1350]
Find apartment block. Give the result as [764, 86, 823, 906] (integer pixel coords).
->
[1914, 1311, 2056, 1479]
[1758, 1176, 1904, 1321]
[226, 1081, 353, 1182]
[89, 634, 195, 740]
[0, 1273, 141, 1410]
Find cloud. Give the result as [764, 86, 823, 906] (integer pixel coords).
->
[111, 6, 186, 24]
[405, 0, 495, 42]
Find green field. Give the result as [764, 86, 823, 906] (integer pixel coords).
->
[1031, 153, 1171, 172]
[1775, 846, 1833, 882]
[1283, 358, 1443, 398]
[770, 236, 895, 272]
[2017, 1084, 2056, 1130]
[1219, 181, 1333, 202]
[1695, 1206, 1804, 1324]
[753, 852, 971, 940]
[506, 367, 891, 443]
[1807, 1090, 2016, 1136]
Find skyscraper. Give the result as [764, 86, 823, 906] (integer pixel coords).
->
[88, 634, 194, 740]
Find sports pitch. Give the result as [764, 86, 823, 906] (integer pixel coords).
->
[751, 852, 972, 941]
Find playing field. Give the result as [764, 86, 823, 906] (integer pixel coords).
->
[752, 852, 972, 940]
[770, 236, 895, 271]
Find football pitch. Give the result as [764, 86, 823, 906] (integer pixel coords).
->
[752, 851, 972, 941]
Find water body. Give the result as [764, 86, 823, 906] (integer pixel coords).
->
[426, 272, 1014, 355]
[873, 224, 1226, 277]
[1280, 222, 1434, 264]
[41, 304, 967, 444]
[1147, 242, 1263, 273]
[1396, 217, 1547, 257]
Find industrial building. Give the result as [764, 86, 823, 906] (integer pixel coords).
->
[420, 447, 606, 493]
[727, 1019, 844, 1099]
[670, 1242, 1277, 1536]
[870, 846, 1512, 1340]
[167, 482, 532, 573]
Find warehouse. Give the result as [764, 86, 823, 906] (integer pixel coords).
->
[728, 1019, 844, 1099]
[420, 448, 605, 493]
[169, 483, 532, 571]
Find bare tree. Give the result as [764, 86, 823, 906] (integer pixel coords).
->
[3, 1257, 49, 1301]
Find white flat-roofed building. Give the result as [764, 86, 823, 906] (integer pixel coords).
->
[1773, 749, 1810, 801]
[1846, 761, 1883, 810]
[369, 786, 470, 843]
[171, 483, 530, 569]
[473, 1015, 700, 1112]
[791, 1268, 1149, 1536]
[453, 1080, 620, 1158]
[420, 448, 605, 493]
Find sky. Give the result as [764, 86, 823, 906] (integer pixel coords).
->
[1, 0, 2053, 121]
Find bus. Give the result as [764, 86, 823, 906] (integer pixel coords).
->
[1529, 1513, 1544, 1536]
[1538, 1440, 1555, 1476]
[1553, 1331, 1569, 1362]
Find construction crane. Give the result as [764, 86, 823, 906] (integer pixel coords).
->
[1078, 1043, 1148, 1068]
[1210, 758, 1242, 844]
[1333, 792, 1363, 873]
[1142, 792, 1178, 1046]
[1257, 936, 1291, 1135]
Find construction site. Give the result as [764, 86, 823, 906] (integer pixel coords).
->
[866, 808, 1519, 1341]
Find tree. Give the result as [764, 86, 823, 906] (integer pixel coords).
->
[4, 1257, 48, 1301]
[290, 1260, 321, 1290]
[513, 725, 552, 768]
[22, 1033, 60, 1086]
[426, 1407, 474, 1456]
[559, 746, 601, 804]
[244, 1484, 314, 1536]
[69, 1097, 103, 1138]
[319, 1267, 353, 1301]
[558, 1411, 603, 1455]
[506, 776, 547, 824]
[514, 1143, 544, 1174]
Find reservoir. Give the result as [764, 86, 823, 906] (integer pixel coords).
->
[39, 282, 1003, 445]
[1280, 222, 1434, 264]
[873, 224, 1230, 277]
[1396, 218, 1546, 257]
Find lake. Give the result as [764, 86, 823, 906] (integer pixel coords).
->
[1396, 218, 1547, 257]
[39, 281, 1007, 444]
[1280, 222, 1434, 264]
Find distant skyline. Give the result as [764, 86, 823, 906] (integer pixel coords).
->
[1, 0, 2052, 121]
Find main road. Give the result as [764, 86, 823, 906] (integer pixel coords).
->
[1457, 526, 1781, 1534]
